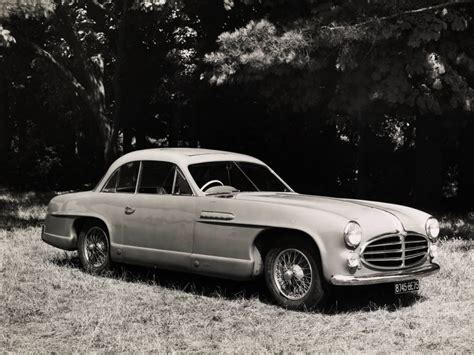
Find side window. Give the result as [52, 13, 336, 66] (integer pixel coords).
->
[116, 161, 140, 193]
[173, 169, 193, 196]
[102, 170, 118, 193]
[138, 161, 175, 194]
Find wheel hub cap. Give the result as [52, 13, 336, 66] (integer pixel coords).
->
[292, 265, 304, 280]
[283, 269, 293, 282]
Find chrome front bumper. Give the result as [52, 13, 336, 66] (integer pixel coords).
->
[330, 263, 440, 286]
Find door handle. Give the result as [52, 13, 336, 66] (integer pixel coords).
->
[124, 206, 136, 215]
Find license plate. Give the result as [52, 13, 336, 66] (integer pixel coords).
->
[394, 280, 419, 294]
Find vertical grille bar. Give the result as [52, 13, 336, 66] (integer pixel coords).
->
[401, 234, 405, 267]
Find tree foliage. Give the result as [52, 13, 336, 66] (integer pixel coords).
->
[0, 0, 472, 210]
[205, 0, 474, 208]
[206, 0, 474, 114]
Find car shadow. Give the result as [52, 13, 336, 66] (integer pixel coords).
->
[50, 252, 264, 300]
[50, 253, 423, 314]
[326, 284, 423, 313]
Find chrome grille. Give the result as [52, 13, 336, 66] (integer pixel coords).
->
[361, 233, 429, 269]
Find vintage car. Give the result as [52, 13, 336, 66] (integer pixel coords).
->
[42, 148, 440, 309]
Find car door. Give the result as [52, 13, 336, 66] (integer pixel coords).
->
[189, 161, 262, 279]
[121, 160, 196, 272]
[192, 196, 261, 279]
[99, 160, 141, 262]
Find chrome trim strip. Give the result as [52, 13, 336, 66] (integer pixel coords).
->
[365, 241, 402, 248]
[364, 249, 402, 255]
[200, 211, 235, 221]
[135, 161, 143, 194]
[364, 256, 403, 262]
[330, 263, 440, 286]
[405, 245, 428, 252]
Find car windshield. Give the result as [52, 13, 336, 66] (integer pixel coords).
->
[188, 161, 291, 193]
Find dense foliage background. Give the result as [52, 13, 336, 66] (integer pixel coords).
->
[0, 0, 473, 212]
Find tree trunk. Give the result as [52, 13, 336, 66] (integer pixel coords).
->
[110, 0, 130, 160]
[55, 3, 115, 166]
[415, 114, 442, 211]
[85, 63, 111, 167]
[0, 74, 9, 185]
[9, 3, 115, 168]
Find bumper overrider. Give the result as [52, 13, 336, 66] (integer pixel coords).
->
[330, 262, 440, 286]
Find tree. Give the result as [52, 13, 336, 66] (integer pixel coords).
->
[206, 0, 474, 209]
[1, 1, 115, 164]
[0, 24, 16, 184]
[0, 0, 259, 180]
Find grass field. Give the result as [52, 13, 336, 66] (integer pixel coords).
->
[1, 192, 473, 352]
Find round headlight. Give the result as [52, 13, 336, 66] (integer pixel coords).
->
[426, 217, 440, 239]
[344, 221, 362, 248]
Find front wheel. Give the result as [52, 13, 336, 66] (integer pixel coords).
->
[264, 242, 327, 310]
[78, 222, 111, 274]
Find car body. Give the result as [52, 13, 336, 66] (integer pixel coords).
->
[42, 148, 440, 309]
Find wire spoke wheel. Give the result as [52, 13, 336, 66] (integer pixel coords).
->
[83, 226, 108, 268]
[273, 248, 313, 301]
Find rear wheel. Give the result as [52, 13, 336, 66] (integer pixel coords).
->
[78, 221, 111, 274]
[264, 241, 327, 310]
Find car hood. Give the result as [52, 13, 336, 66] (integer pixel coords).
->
[233, 192, 429, 235]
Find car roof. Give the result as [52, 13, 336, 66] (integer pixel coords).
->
[95, 148, 280, 193]
[110, 148, 265, 168]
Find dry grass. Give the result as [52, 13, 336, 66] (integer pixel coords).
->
[0, 191, 473, 352]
